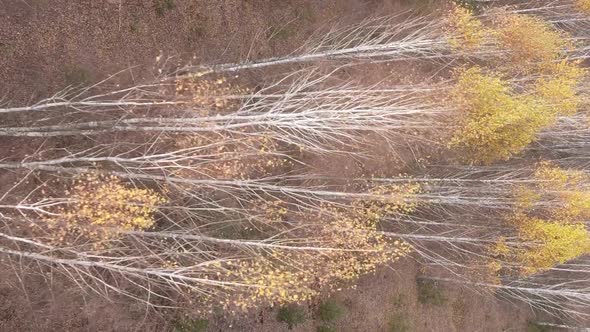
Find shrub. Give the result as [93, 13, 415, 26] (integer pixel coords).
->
[392, 294, 405, 307]
[174, 318, 209, 332]
[452, 0, 479, 11]
[388, 312, 411, 332]
[417, 278, 446, 306]
[64, 65, 90, 86]
[154, 0, 175, 16]
[316, 326, 336, 332]
[317, 299, 346, 322]
[277, 305, 307, 330]
[527, 321, 551, 332]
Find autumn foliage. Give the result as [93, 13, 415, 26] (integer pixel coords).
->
[445, 6, 587, 164]
[493, 163, 590, 276]
[212, 183, 418, 311]
[448, 67, 555, 164]
[447, 5, 487, 51]
[493, 13, 571, 72]
[575, 0, 590, 14]
[42, 173, 165, 245]
[1, 1, 590, 323]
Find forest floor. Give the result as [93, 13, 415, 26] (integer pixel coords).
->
[0, 0, 539, 331]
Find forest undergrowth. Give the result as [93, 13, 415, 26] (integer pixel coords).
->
[0, 0, 590, 329]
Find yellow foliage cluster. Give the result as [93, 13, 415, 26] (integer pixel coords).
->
[447, 5, 488, 51]
[513, 215, 590, 275]
[554, 190, 590, 221]
[532, 162, 590, 221]
[575, 0, 590, 14]
[448, 67, 555, 164]
[313, 183, 419, 284]
[495, 163, 590, 275]
[175, 75, 250, 114]
[491, 238, 511, 257]
[44, 173, 165, 245]
[213, 183, 418, 310]
[493, 13, 571, 72]
[533, 161, 587, 190]
[363, 183, 422, 216]
[222, 252, 319, 311]
[449, 60, 585, 164]
[318, 216, 411, 283]
[445, 9, 585, 163]
[174, 134, 292, 180]
[255, 199, 289, 224]
[446, 9, 575, 72]
[535, 60, 587, 116]
[219, 228, 410, 311]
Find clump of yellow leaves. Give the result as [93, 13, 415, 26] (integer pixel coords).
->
[535, 60, 586, 116]
[319, 183, 417, 283]
[533, 162, 590, 221]
[316, 210, 412, 285]
[364, 183, 422, 216]
[493, 163, 590, 276]
[449, 59, 585, 164]
[534, 161, 587, 189]
[174, 134, 292, 180]
[445, 11, 585, 164]
[493, 13, 572, 72]
[214, 183, 417, 311]
[222, 252, 319, 311]
[255, 199, 289, 224]
[446, 9, 575, 73]
[448, 67, 555, 164]
[447, 5, 488, 51]
[44, 173, 165, 245]
[175, 75, 250, 114]
[514, 215, 590, 275]
[575, 0, 590, 14]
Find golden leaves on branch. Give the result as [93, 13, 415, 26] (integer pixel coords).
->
[445, 7, 586, 164]
[447, 6, 575, 70]
[535, 60, 587, 116]
[491, 163, 590, 276]
[493, 13, 573, 73]
[532, 162, 590, 222]
[175, 75, 250, 114]
[255, 199, 289, 224]
[448, 61, 585, 164]
[43, 173, 165, 246]
[448, 67, 554, 164]
[513, 215, 589, 275]
[173, 134, 293, 181]
[447, 5, 488, 51]
[575, 0, 590, 14]
[207, 183, 418, 311]
[220, 252, 319, 311]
